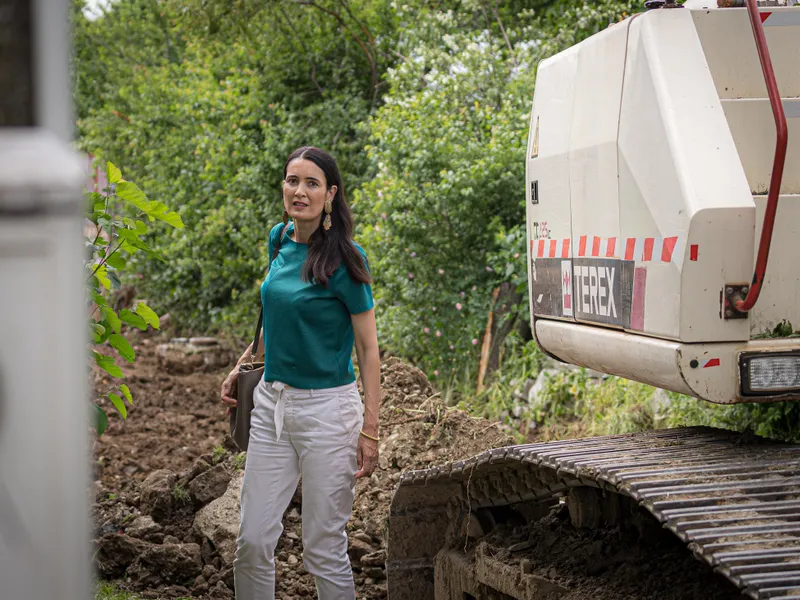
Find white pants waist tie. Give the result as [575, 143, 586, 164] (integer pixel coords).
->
[270, 380, 287, 440]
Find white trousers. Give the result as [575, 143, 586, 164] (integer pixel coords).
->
[234, 379, 363, 600]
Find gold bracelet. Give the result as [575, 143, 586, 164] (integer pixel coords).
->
[359, 430, 380, 442]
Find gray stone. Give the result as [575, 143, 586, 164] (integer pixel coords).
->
[125, 515, 162, 540]
[189, 337, 219, 346]
[361, 550, 386, 567]
[352, 531, 374, 545]
[94, 533, 151, 577]
[156, 341, 234, 374]
[139, 469, 177, 522]
[202, 564, 218, 580]
[219, 565, 235, 589]
[189, 463, 232, 507]
[209, 580, 234, 599]
[527, 369, 561, 410]
[542, 357, 608, 379]
[651, 387, 671, 426]
[348, 538, 376, 562]
[178, 456, 212, 486]
[132, 542, 203, 584]
[89, 480, 105, 503]
[194, 471, 244, 566]
[522, 378, 537, 398]
[364, 567, 386, 580]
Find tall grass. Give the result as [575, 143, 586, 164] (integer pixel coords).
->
[459, 339, 800, 443]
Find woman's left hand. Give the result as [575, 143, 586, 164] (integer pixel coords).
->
[355, 434, 379, 479]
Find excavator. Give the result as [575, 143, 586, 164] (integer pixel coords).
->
[387, 0, 800, 597]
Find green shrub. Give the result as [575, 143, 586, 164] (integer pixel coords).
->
[358, 0, 639, 379]
[233, 452, 247, 471]
[88, 161, 182, 434]
[211, 445, 227, 465]
[171, 484, 189, 504]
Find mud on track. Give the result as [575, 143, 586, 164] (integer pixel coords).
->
[454, 505, 746, 600]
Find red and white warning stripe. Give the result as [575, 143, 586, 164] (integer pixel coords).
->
[623, 236, 680, 262]
[760, 10, 800, 27]
[575, 235, 619, 258]
[576, 235, 681, 263]
[533, 234, 689, 264]
[531, 238, 571, 259]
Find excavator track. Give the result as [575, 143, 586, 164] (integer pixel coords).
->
[387, 427, 800, 600]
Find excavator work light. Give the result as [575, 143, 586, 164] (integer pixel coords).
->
[740, 352, 800, 396]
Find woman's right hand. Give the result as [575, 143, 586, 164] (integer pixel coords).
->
[221, 369, 239, 412]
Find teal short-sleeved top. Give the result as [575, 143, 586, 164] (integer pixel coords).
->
[261, 222, 374, 390]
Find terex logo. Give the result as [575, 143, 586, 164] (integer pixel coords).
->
[531, 257, 632, 328]
[574, 264, 617, 318]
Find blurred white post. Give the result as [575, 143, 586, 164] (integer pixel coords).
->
[0, 0, 91, 599]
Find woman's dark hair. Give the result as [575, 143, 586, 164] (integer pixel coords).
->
[283, 146, 371, 287]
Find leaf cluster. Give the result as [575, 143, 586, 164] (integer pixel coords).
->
[88, 161, 184, 434]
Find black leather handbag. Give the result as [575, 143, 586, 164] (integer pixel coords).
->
[229, 225, 285, 451]
[229, 313, 265, 452]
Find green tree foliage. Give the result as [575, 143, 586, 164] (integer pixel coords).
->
[73, 0, 396, 332]
[74, 0, 636, 342]
[357, 0, 638, 378]
[88, 162, 183, 434]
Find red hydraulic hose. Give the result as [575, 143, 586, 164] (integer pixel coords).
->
[735, 0, 788, 313]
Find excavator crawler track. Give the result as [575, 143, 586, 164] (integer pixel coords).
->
[387, 427, 800, 600]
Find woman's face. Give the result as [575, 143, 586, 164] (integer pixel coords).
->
[283, 158, 337, 225]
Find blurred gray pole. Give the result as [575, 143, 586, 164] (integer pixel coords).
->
[0, 0, 91, 599]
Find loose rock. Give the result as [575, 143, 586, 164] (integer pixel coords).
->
[193, 471, 245, 565]
[125, 515, 162, 540]
[348, 538, 376, 562]
[94, 533, 151, 577]
[129, 542, 203, 585]
[189, 463, 232, 507]
[178, 456, 213, 487]
[139, 470, 177, 522]
[361, 550, 386, 567]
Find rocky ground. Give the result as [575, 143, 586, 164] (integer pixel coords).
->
[91, 332, 512, 599]
[92, 331, 744, 600]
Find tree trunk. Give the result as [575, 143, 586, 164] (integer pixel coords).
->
[477, 282, 528, 391]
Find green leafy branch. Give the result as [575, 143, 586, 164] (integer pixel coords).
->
[87, 161, 184, 435]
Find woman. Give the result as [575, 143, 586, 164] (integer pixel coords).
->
[220, 146, 380, 600]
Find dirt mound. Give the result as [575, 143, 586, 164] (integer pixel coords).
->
[92, 336, 226, 493]
[92, 337, 513, 599]
[378, 356, 435, 408]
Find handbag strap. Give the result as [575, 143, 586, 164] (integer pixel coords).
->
[250, 224, 288, 361]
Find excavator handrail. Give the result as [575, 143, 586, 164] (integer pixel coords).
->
[734, 0, 789, 313]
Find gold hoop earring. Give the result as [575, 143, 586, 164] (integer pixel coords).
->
[323, 198, 333, 231]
